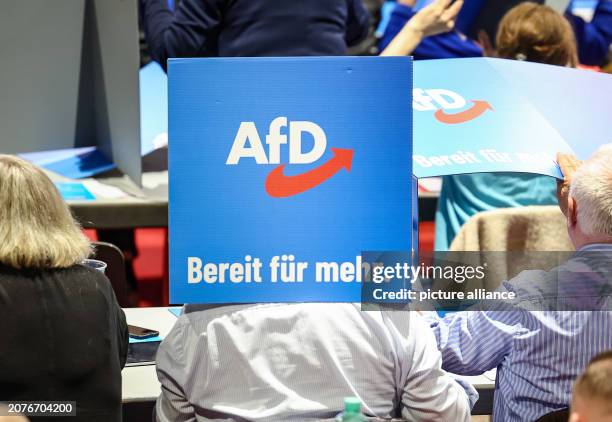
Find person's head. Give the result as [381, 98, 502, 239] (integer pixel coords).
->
[0, 406, 29, 422]
[496, 2, 578, 67]
[566, 145, 612, 248]
[570, 351, 612, 422]
[0, 155, 91, 269]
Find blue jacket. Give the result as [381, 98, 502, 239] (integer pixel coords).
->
[567, 0, 612, 65]
[141, 0, 370, 69]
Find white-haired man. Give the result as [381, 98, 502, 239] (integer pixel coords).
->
[425, 146, 612, 422]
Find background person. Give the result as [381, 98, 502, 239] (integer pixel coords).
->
[570, 350, 612, 422]
[0, 406, 28, 422]
[380, 0, 611, 66]
[379, 0, 482, 59]
[380, 0, 464, 57]
[140, 0, 370, 69]
[424, 145, 612, 421]
[0, 155, 128, 422]
[434, 2, 578, 250]
[567, 0, 612, 66]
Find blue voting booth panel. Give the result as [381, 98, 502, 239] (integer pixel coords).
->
[169, 57, 414, 304]
[486, 59, 612, 161]
[413, 58, 612, 179]
[413, 58, 571, 179]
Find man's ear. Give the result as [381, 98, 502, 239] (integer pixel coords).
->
[567, 196, 578, 228]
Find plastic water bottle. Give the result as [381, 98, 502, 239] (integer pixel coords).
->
[335, 397, 367, 422]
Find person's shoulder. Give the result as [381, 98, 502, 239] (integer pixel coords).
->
[0, 263, 22, 278]
[0, 263, 101, 284]
[51, 264, 116, 295]
[179, 303, 383, 337]
[501, 266, 573, 312]
[0, 264, 117, 309]
[57, 263, 108, 281]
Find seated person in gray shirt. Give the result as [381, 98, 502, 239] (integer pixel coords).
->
[155, 303, 475, 421]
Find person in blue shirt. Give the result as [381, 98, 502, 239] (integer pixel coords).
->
[379, 0, 483, 59]
[380, 0, 464, 56]
[140, 0, 370, 69]
[381, 0, 612, 65]
[567, 0, 612, 66]
[435, 3, 578, 250]
[425, 146, 612, 422]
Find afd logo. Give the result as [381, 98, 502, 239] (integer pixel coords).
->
[226, 117, 353, 198]
[414, 89, 493, 124]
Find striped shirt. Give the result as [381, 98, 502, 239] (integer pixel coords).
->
[427, 243, 612, 421]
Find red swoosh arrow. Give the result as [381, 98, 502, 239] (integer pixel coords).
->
[265, 148, 353, 198]
[434, 100, 493, 124]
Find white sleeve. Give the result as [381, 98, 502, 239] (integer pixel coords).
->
[155, 319, 197, 422]
[400, 313, 472, 422]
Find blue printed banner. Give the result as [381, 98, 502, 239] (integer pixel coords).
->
[413, 58, 612, 178]
[169, 57, 414, 304]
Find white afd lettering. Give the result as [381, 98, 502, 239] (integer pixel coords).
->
[289, 121, 326, 164]
[226, 118, 327, 165]
[413, 88, 466, 111]
[226, 122, 268, 165]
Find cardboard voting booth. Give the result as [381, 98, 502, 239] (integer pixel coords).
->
[412, 58, 612, 178]
[169, 57, 416, 304]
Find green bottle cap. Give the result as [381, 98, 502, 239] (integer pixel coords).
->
[344, 397, 361, 414]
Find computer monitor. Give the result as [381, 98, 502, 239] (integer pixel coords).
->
[0, 0, 141, 183]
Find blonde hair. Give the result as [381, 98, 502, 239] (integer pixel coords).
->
[496, 2, 578, 67]
[569, 145, 612, 237]
[572, 351, 612, 415]
[0, 155, 92, 269]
